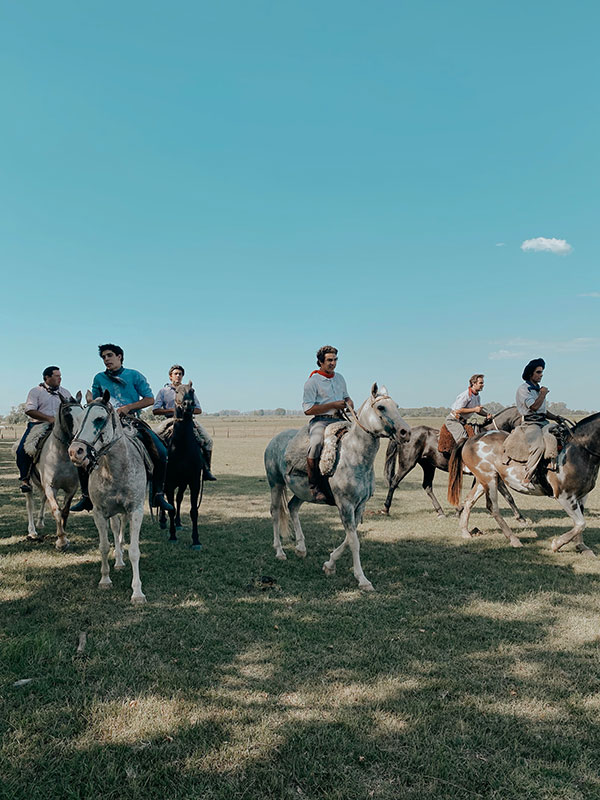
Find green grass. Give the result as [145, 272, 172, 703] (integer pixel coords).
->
[2, 432, 600, 799]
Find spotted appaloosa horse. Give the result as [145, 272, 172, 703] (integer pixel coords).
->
[447, 413, 600, 555]
[24, 392, 84, 549]
[68, 390, 148, 603]
[382, 406, 523, 517]
[264, 384, 410, 591]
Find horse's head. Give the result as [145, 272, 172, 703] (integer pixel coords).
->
[174, 381, 196, 418]
[57, 390, 84, 442]
[68, 389, 118, 468]
[356, 383, 411, 444]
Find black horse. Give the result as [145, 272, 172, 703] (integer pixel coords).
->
[160, 382, 205, 548]
[382, 406, 523, 517]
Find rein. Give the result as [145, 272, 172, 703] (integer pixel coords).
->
[53, 403, 81, 446]
[71, 404, 122, 469]
[344, 395, 395, 439]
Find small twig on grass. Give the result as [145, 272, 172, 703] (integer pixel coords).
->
[76, 632, 87, 656]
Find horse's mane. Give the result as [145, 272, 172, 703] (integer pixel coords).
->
[572, 412, 600, 435]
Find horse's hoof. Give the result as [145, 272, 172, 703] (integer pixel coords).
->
[510, 537, 524, 548]
[295, 547, 307, 558]
[190, 544, 202, 551]
[436, 512, 446, 519]
[359, 581, 375, 592]
[460, 531, 473, 539]
[114, 563, 126, 570]
[159, 520, 167, 530]
[275, 551, 287, 561]
[26, 533, 42, 542]
[551, 538, 561, 553]
[168, 538, 178, 544]
[131, 594, 147, 605]
[323, 562, 336, 576]
[581, 549, 596, 559]
[98, 581, 113, 590]
[55, 540, 70, 552]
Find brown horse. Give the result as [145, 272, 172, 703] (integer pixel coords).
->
[382, 406, 524, 518]
[447, 414, 600, 555]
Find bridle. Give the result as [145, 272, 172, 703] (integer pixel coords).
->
[52, 401, 82, 446]
[70, 401, 121, 469]
[344, 395, 399, 440]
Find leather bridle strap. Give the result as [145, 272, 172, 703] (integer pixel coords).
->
[344, 395, 395, 438]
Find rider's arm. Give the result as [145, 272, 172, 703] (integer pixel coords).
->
[529, 387, 549, 412]
[118, 396, 154, 416]
[304, 400, 346, 416]
[26, 408, 54, 423]
[454, 405, 483, 416]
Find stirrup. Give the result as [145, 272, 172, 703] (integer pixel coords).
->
[71, 495, 93, 512]
[203, 468, 217, 482]
[19, 481, 32, 493]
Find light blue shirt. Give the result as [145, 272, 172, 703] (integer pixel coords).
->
[302, 372, 350, 415]
[92, 367, 153, 413]
[153, 384, 202, 413]
[516, 382, 547, 417]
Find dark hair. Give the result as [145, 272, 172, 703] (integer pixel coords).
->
[169, 364, 185, 376]
[469, 374, 484, 386]
[43, 366, 60, 380]
[316, 345, 338, 367]
[522, 358, 545, 382]
[98, 343, 124, 361]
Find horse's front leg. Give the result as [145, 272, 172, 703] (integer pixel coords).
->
[552, 494, 593, 557]
[93, 511, 113, 590]
[44, 485, 70, 551]
[288, 495, 306, 557]
[324, 502, 373, 591]
[175, 487, 184, 529]
[128, 507, 146, 604]
[166, 483, 178, 541]
[110, 515, 126, 569]
[25, 491, 40, 540]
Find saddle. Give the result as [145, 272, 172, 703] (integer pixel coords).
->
[22, 423, 53, 463]
[438, 423, 475, 454]
[285, 422, 351, 478]
[121, 418, 154, 477]
[502, 425, 559, 465]
[155, 418, 206, 449]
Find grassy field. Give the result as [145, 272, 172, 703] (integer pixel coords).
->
[2, 416, 600, 799]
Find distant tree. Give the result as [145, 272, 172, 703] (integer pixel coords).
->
[548, 401, 569, 416]
[139, 408, 156, 424]
[484, 401, 505, 415]
[5, 403, 28, 424]
[274, 408, 286, 416]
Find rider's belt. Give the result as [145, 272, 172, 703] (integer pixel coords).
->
[523, 413, 546, 423]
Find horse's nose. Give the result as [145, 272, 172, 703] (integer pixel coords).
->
[69, 443, 85, 462]
[399, 428, 410, 441]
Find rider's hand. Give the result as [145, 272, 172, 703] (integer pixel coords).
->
[540, 386, 549, 396]
[474, 405, 483, 414]
[117, 405, 130, 416]
[331, 400, 346, 410]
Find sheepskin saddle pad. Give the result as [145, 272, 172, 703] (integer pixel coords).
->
[285, 421, 351, 478]
[155, 417, 205, 448]
[438, 423, 476, 454]
[502, 425, 558, 464]
[22, 423, 53, 462]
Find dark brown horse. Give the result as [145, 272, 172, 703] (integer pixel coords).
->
[382, 406, 523, 517]
[447, 413, 600, 554]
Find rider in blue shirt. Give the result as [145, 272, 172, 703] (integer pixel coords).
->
[71, 343, 174, 512]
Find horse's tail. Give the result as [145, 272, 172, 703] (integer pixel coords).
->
[447, 440, 467, 506]
[271, 484, 290, 539]
[384, 439, 399, 485]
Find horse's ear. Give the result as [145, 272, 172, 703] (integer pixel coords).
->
[59, 393, 67, 404]
[371, 382, 379, 398]
[188, 381, 193, 389]
[380, 385, 388, 396]
[85, 390, 93, 404]
[75, 391, 82, 403]
[102, 389, 111, 404]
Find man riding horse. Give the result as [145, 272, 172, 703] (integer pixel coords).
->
[302, 345, 354, 502]
[16, 366, 74, 493]
[515, 358, 563, 489]
[71, 343, 173, 512]
[152, 363, 216, 481]
[444, 374, 492, 444]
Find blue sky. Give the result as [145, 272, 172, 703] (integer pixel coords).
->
[2, 1, 599, 414]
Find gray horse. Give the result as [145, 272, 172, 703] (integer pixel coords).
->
[68, 390, 148, 604]
[264, 384, 410, 591]
[23, 392, 84, 550]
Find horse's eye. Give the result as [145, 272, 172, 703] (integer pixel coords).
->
[377, 405, 385, 412]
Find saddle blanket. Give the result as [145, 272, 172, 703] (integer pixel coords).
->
[438, 423, 475, 454]
[285, 421, 350, 477]
[502, 426, 558, 464]
[23, 423, 53, 460]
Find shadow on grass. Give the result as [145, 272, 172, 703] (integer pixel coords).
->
[3, 462, 600, 799]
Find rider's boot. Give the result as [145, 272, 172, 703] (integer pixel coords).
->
[202, 448, 217, 481]
[307, 458, 328, 503]
[143, 431, 175, 512]
[71, 468, 93, 511]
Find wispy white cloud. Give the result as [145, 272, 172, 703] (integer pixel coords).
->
[578, 292, 600, 298]
[489, 338, 599, 359]
[495, 242, 505, 247]
[521, 237, 572, 255]
[489, 350, 522, 360]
